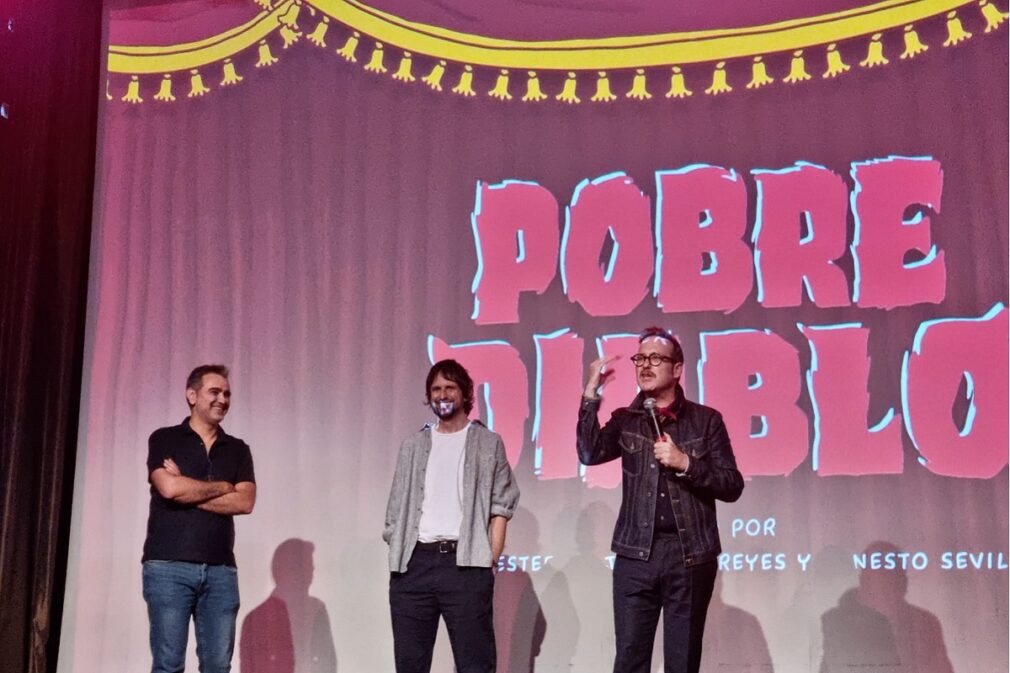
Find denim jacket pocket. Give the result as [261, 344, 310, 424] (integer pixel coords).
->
[679, 437, 708, 458]
[619, 431, 646, 475]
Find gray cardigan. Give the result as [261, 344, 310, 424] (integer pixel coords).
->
[383, 420, 520, 572]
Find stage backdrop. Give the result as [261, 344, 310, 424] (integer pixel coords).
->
[60, 1, 1008, 671]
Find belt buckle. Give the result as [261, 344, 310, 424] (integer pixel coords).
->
[438, 540, 454, 553]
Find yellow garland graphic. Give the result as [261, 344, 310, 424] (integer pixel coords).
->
[107, 0, 1008, 103]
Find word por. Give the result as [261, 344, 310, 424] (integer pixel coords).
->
[731, 517, 776, 538]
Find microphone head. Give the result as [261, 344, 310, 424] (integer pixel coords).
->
[643, 397, 657, 411]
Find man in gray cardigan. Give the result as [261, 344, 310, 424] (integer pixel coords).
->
[383, 359, 520, 673]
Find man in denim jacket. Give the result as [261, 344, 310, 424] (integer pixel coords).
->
[577, 327, 744, 673]
[383, 359, 520, 673]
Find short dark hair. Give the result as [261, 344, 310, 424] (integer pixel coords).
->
[638, 327, 684, 364]
[425, 359, 475, 415]
[186, 364, 230, 393]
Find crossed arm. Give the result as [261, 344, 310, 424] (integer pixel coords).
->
[150, 458, 256, 515]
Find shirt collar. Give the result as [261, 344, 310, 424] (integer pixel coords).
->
[180, 417, 231, 443]
[654, 384, 685, 423]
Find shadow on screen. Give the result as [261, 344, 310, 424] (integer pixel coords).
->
[538, 500, 616, 671]
[494, 506, 547, 673]
[819, 540, 953, 673]
[696, 573, 774, 673]
[239, 538, 338, 673]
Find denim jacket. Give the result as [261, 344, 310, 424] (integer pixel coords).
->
[577, 386, 744, 565]
[383, 420, 520, 572]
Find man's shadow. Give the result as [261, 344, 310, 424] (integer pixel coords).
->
[493, 506, 547, 673]
[819, 541, 953, 673]
[240, 538, 337, 673]
[538, 500, 616, 671]
[698, 573, 774, 672]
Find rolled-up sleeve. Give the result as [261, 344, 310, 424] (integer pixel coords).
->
[489, 438, 519, 519]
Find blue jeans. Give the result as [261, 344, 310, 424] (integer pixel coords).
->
[142, 560, 240, 673]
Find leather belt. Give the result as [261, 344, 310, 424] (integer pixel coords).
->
[415, 540, 458, 553]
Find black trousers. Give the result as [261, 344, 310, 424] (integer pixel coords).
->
[612, 535, 718, 673]
[389, 549, 496, 673]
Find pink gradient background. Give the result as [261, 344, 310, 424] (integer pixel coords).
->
[61, 3, 1007, 672]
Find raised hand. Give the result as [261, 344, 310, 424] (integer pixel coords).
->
[584, 355, 620, 398]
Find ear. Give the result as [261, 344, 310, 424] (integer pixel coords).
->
[673, 361, 684, 379]
[186, 387, 198, 406]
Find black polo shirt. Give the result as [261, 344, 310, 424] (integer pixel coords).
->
[142, 418, 255, 566]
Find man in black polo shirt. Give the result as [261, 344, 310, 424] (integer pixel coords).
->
[142, 364, 256, 673]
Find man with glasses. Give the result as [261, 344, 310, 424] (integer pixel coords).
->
[142, 364, 256, 673]
[577, 327, 744, 673]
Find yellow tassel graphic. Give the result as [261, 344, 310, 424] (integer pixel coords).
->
[221, 59, 242, 86]
[188, 69, 209, 98]
[591, 71, 616, 102]
[625, 68, 652, 100]
[944, 10, 973, 45]
[556, 72, 580, 104]
[278, 1, 301, 29]
[392, 52, 416, 82]
[122, 75, 143, 104]
[256, 40, 279, 67]
[860, 33, 889, 67]
[823, 43, 851, 78]
[901, 25, 928, 59]
[254, 0, 273, 10]
[280, 25, 301, 49]
[423, 60, 446, 91]
[452, 65, 476, 97]
[783, 50, 811, 83]
[154, 74, 175, 101]
[705, 62, 732, 95]
[365, 42, 387, 73]
[522, 71, 547, 102]
[489, 69, 512, 100]
[665, 66, 692, 98]
[980, 0, 1009, 32]
[307, 16, 329, 47]
[746, 56, 774, 89]
[337, 31, 360, 62]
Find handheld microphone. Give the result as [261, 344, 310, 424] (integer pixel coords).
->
[643, 397, 663, 439]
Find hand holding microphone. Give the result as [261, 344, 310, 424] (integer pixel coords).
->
[645, 397, 689, 472]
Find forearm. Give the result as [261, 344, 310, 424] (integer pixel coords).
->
[198, 482, 256, 515]
[489, 516, 508, 561]
[198, 492, 253, 515]
[156, 474, 235, 504]
[576, 397, 621, 465]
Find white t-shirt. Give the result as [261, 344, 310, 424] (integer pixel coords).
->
[417, 423, 469, 542]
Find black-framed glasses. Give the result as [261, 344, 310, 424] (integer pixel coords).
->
[630, 354, 674, 367]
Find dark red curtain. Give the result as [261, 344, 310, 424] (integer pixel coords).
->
[0, 0, 102, 671]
